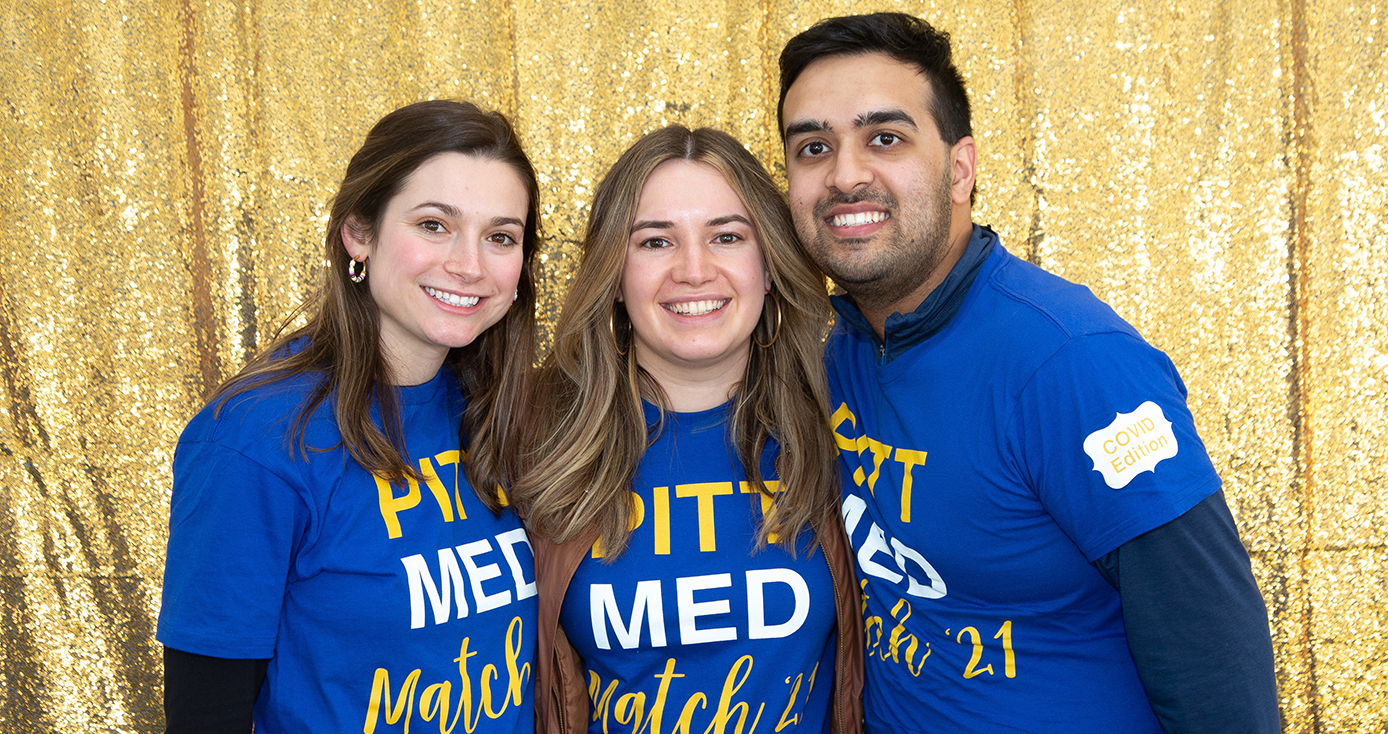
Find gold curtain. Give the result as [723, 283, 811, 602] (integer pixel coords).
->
[1, 0, 1384, 731]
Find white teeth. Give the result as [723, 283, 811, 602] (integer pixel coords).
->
[424, 286, 480, 308]
[830, 211, 890, 227]
[666, 299, 728, 316]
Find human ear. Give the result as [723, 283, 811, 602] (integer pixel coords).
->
[340, 215, 374, 260]
[949, 136, 977, 206]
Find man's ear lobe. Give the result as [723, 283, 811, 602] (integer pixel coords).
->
[949, 136, 977, 205]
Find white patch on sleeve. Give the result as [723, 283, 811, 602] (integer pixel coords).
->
[1083, 401, 1179, 489]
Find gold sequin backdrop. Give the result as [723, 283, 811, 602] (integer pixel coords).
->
[0, 0, 1384, 730]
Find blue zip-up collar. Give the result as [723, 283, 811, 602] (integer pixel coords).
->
[830, 224, 998, 364]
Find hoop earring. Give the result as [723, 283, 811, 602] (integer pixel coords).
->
[753, 292, 781, 349]
[610, 305, 629, 356]
[347, 258, 367, 283]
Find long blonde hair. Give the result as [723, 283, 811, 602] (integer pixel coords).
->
[213, 100, 538, 512]
[514, 125, 836, 555]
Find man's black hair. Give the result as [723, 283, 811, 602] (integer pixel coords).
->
[778, 12, 972, 147]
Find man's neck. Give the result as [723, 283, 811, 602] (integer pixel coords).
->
[861, 216, 975, 340]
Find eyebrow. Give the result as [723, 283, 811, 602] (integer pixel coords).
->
[856, 109, 918, 130]
[412, 201, 462, 218]
[784, 109, 919, 139]
[410, 202, 524, 229]
[784, 119, 831, 139]
[632, 214, 751, 232]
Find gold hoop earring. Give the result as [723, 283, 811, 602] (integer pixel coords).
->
[753, 292, 781, 348]
[610, 305, 629, 356]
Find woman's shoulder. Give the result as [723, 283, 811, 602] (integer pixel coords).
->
[180, 368, 332, 454]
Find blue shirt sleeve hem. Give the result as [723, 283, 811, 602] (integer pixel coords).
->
[156, 626, 278, 660]
[1080, 473, 1223, 562]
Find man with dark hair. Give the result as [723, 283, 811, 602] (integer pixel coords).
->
[779, 12, 1279, 734]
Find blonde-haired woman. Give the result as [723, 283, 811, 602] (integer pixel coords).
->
[515, 125, 862, 734]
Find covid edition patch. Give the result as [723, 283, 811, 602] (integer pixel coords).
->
[1083, 401, 1178, 489]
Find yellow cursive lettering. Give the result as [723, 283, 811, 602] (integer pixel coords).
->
[364, 667, 421, 733]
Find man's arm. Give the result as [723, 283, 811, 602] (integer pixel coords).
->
[1092, 491, 1280, 734]
[163, 647, 268, 734]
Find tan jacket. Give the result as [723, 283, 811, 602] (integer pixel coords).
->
[531, 510, 864, 734]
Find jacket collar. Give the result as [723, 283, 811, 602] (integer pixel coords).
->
[830, 223, 997, 364]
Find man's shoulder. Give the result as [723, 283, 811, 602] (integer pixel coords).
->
[929, 246, 1159, 393]
[977, 247, 1141, 343]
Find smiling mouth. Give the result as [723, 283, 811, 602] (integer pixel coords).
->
[828, 211, 890, 227]
[664, 299, 728, 316]
[424, 286, 480, 308]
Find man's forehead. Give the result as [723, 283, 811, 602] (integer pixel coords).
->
[783, 52, 933, 131]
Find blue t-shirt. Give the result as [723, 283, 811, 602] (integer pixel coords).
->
[559, 402, 837, 734]
[158, 366, 537, 734]
[825, 245, 1221, 733]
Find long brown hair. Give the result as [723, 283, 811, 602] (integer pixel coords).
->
[514, 125, 836, 554]
[214, 100, 538, 512]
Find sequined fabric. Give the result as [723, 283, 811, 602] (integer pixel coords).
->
[1, 1, 1383, 731]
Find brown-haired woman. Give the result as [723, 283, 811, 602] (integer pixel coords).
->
[513, 125, 862, 734]
[158, 100, 540, 734]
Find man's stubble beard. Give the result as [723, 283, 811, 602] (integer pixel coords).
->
[795, 167, 953, 315]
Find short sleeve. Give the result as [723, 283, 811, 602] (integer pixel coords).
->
[1007, 332, 1221, 560]
[157, 439, 312, 659]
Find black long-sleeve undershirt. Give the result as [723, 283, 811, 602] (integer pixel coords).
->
[163, 647, 268, 734]
[1092, 491, 1280, 733]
